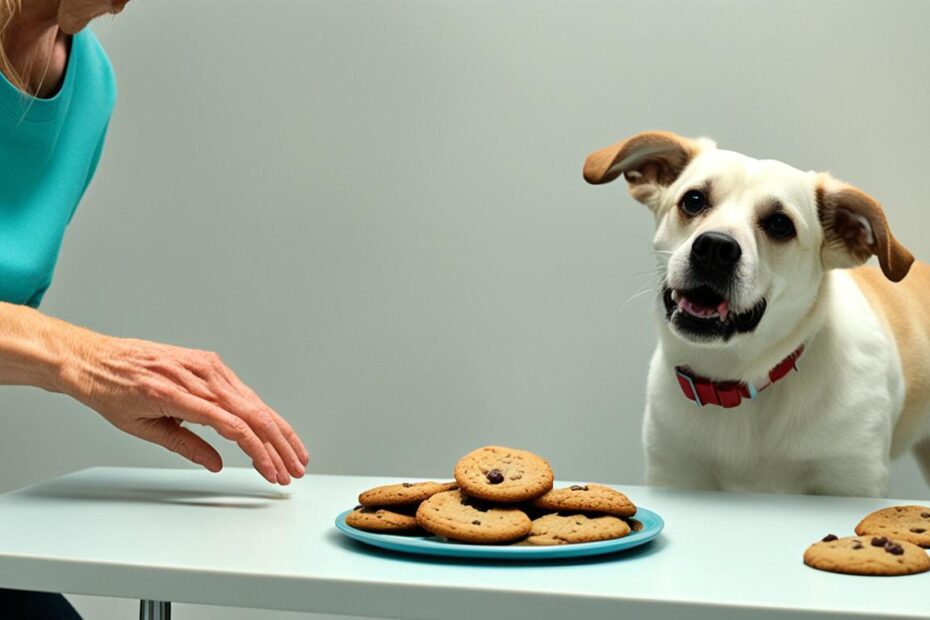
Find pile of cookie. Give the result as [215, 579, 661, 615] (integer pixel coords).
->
[345, 445, 639, 545]
[804, 505, 930, 576]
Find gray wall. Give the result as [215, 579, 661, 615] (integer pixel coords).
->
[2, 0, 929, 617]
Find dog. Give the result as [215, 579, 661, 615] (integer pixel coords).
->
[584, 131, 930, 496]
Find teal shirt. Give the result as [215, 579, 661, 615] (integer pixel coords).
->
[0, 30, 116, 307]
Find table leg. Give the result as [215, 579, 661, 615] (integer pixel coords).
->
[139, 599, 171, 620]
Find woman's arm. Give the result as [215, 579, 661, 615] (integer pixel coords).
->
[0, 302, 309, 485]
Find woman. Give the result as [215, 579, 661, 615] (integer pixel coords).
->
[1, 1, 310, 617]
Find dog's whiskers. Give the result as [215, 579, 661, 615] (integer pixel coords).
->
[624, 271, 666, 306]
[633, 235, 673, 257]
[624, 287, 661, 306]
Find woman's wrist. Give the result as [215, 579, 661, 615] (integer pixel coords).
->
[46, 319, 117, 403]
[0, 301, 98, 396]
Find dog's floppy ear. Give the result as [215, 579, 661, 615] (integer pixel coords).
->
[583, 131, 708, 207]
[817, 173, 914, 282]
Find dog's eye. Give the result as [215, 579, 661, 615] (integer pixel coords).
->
[679, 190, 708, 216]
[761, 212, 796, 240]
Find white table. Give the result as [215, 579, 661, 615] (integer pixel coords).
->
[0, 467, 928, 620]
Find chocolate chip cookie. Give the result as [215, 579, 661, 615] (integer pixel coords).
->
[415, 490, 532, 544]
[345, 506, 419, 533]
[855, 505, 930, 548]
[532, 483, 636, 517]
[454, 445, 554, 503]
[523, 513, 631, 546]
[803, 534, 930, 576]
[358, 481, 458, 508]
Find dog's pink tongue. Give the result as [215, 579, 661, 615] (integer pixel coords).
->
[717, 300, 730, 321]
[678, 297, 717, 318]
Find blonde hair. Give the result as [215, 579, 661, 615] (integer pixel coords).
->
[0, 0, 26, 91]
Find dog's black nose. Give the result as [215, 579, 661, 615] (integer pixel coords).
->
[690, 232, 742, 272]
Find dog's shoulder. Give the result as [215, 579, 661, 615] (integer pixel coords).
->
[850, 262, 930, 332]
[851, 261, 930, 451]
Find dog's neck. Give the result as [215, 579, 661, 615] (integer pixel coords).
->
[656, 272, 836, 383]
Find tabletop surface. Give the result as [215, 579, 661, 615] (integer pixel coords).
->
[0, 467, 928, 620]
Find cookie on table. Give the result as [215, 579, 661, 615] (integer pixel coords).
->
[415, 490, 531, 544]
[532, 483, 636, 517]
[803, 534, 930, 576]
[523, 513, 631, 546]
[454, 445, 554, 503]
[358, 481, 457, 508]
[345, 506, 419, 533]
[855, 505, 930, 548]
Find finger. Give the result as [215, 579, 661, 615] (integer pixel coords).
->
[169, 391, 278, 484]
[265, 442, 290, 486]
[269, 411, 309, 468]
[242, 402, 304, 478]
[209, 370, 305, 476]
[217, 366, 310, 468]
[218, 390, 303, 478]
[135, 418, 223, 472]
[180, 357, 302, 478]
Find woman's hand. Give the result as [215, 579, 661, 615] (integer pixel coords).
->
[58, 0, 131, 35]
[60, 332, 310, 485]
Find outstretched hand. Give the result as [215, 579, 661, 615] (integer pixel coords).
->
[62, 334, 309, 485]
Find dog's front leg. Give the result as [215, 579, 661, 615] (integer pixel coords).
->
[643, 408, 722, 491]
[804, 455, 890, 497]
[644, 452, 721, 490]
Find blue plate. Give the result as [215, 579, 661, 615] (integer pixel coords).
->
[334, 507, 664, 560]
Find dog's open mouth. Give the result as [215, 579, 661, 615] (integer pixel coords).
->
[662, 286, 767, 341]
[671, 286, 731, 321]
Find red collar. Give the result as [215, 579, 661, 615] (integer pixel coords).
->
[674, 345, 804, 408]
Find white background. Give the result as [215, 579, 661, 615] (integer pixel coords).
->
[2, 0, 929, 617]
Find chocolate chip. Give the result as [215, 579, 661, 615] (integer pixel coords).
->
[471, 520, 481, 525]
[922, 512, 930, 519]
[871, 536, 888, 547]
[852, 543, 863, 550]
[402, 483, 413, 488]
[885, 542, 905, 555]
[460, 496, 489, 512]
[486, 469, 504, 484]
[821, 534, 838, 542]
[570, 485, 589, 491]
[910, 528, 926, 534]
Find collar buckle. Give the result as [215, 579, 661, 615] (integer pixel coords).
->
[675, 368, 703, 407]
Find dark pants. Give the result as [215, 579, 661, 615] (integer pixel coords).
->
[0, 588, 81, 619]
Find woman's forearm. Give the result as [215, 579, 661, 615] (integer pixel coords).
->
[0, 301, 309, 484]
[0, 301, 81, 393]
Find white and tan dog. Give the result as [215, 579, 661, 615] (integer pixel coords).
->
[584, 131, 930, 496]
